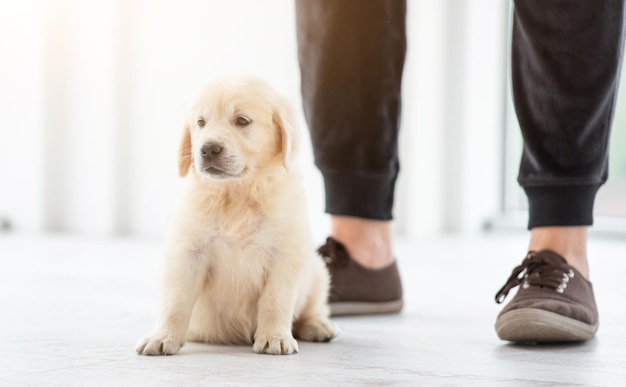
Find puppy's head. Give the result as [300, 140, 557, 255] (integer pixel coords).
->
[178, 76, 297, 180]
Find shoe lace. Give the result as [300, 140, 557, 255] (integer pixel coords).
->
[317, 237, 350, 269]
[495, 251, 575, 304]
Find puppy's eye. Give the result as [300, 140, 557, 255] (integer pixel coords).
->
[236, 116, 251, 126]
[197, 118, 206, 128]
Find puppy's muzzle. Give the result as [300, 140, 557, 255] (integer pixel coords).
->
[198, 141, 244, 178]
[201, 142, 223, 163]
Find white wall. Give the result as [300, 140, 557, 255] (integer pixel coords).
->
[0, 0, 46, 231]
[397, 0, 509, 237]
[0, 0, 509, 241]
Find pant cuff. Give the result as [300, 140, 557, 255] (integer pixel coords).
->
[524, 185, 602, 229]
[322, 171, 396, 220]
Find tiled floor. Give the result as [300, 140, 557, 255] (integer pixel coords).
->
[1, 232, 625, 386]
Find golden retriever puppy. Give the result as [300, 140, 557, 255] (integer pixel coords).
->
[136, 76, 338, 355]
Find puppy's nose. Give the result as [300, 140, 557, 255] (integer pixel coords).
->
[201, 143, 223, 160]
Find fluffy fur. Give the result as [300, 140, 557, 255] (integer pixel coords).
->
[136, 76, 338, 356]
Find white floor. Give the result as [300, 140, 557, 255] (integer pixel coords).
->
[1, 232, 625, 386]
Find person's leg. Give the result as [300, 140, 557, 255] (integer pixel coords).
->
[496, 0, 626, 342]
[296, 0, 406, 314]
[330, 216, 394, 269]
[515, 0, 626, 279]
[528, 226, 588, 278]
[296, 0, 405, 269]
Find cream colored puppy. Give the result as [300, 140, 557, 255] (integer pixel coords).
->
[136, 76, 338, 356]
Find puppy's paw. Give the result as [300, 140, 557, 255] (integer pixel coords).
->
[253, 333, 299, 355]
[294, 318, 339, 342]
[135, 335, 183, 356]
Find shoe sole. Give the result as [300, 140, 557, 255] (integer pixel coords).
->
[330, 299, 403, 316]
[495, 308, 598, 343]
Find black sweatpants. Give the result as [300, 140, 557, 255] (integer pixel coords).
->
[296, 0, 626, 228]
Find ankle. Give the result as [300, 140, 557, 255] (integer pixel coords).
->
[528, 226, 589, 279]
[331, 215, 394, 270]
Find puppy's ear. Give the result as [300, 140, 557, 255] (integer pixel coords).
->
[177, 126, 193, 177]
[273, 100, 298, 171]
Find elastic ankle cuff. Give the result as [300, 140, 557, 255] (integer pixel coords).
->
[524, 185, 601, 229]
[322, 171, 396, 220]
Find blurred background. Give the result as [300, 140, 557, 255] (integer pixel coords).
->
[1, 0, 625, 242]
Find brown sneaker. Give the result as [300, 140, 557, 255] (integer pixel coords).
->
[317, 237, 403, 316]
[494, 250, 599, 343]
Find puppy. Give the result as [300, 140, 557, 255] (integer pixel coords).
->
[136, 76, 338, 355]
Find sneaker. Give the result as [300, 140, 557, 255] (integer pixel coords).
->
[494, 250, 599, 343]
[317, 237, 403, 316]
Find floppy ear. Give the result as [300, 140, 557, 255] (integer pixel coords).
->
[273, 101, 298, 172]
[177, 126, 193, 177]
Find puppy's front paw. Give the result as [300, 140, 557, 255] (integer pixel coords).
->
[135, 335, 183, 356]
[253, 333, 299, 355]
[294, 318, 339, 342]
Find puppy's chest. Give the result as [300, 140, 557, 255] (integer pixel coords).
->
[208, 213, 264, 245]
[202, 216, 276, 271]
